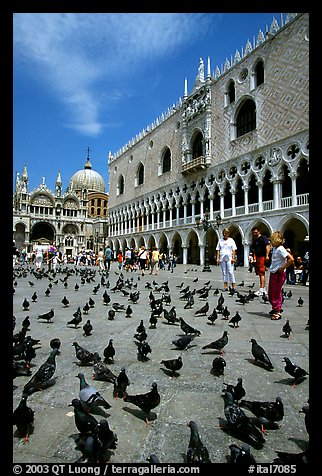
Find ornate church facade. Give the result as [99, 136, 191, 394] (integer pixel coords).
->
[107, 13, 309, 266]
[13, 153, 109, 257]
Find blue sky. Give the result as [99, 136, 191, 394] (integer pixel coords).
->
[13, 12, 281, 193]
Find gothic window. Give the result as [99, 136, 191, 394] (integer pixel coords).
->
[255, 59, 264, 87]
[162, 148, 171, 173]
[138, 163, 144, 185]
[236, 99, 256, 138]
[192, 131, 203, 159]
[228, 80, 235, 104]
[117, 175, 124, 195]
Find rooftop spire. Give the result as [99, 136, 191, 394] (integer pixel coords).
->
[84, 146, 92, 169]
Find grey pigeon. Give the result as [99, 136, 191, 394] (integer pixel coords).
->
[23, 349, 59, 395]
[37, 308, 54, 322]
[221, 391, 266, 448]
[77, 372, 112, 413]
[223, 377, 246, 403]
[212, 356, 226, 376]
[172, 334, 196, 350]
[179, 317, 201, 336]
[228, 443, 257, 464]
[239, 396, 284, 432]
[13, 394, 35, 444]
[160, 356, 183, 376]
[113, 367, 130, 398]
[123, 382, 160, 426]
[202, 331, 229, 354]
[283, 357, 308, 386]
[194, 301, 209, 316]
[250, 338, 274, 370]
[282, 320, 292, 338]
[186, 420, 211, 463]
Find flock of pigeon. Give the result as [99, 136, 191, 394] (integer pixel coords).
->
[13, 263, 309, 464]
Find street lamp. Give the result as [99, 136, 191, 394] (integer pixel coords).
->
[195, 209, 222, 272]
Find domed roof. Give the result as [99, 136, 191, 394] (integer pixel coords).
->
[68, 158, 106, 193]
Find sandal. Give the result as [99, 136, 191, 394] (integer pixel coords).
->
[271, 312, 282, 320]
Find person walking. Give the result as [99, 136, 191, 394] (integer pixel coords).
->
[34, 241, 44, 271]
[105, 244, 113, 272]
[97, 248, 105, 271]
[251, 226, 271, 296]
[268, 231, 294, 320]
[150, 247, 160, 275]
[138, 246, 147, 276]
[117, 250, 123, 270]
[216, 228, 237, 292]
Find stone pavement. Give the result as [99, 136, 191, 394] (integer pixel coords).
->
[13, 263, 309, 464]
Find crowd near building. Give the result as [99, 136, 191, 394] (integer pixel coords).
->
[13, 13, 309, 267]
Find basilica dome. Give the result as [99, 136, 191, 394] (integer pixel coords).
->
[68, 158, 106, 193]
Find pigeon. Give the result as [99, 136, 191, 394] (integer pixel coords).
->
[112, 303, 125, 312]
[222, 306, 230, 320]
[299, 402, 309, 435]
[134, 330, 148, 342]
[160, 356, 183, 376]
[93, 360, 117, 383]
[297, 297, 304, 307]
[108, 309, 115, 320]
[83, 302, 90, 314]
[62, 296, 70, 307]
[75, 283, 79, 291]
[202, 331, 229, 354]
[223, 377, 246, 403]
[102, 291, 111, 305]
[37, 308, 54, 322]
[21, 315, 31, 330]
[113, 368, 130, 398]
[31, 292, 37, 302]
[50, 338, 61, 354]
[212, 356, 226, 376]
[149, 313, 158, 329]
[163, 308, 179, 325]
[250, 338, 274, 370]
[186, 420, 211, 463]
[28, 281, 35, 286]
[194, 301, 209, 316]
[67, 312, 82, 328]
[148, 454, 160, 463]
[83, 320, 93, 336]
[103, 339, 115, 364]
[44, 288, 51, 297]
[123, 382, 160, 426]
[228, 443, 257, 464]
[137, 341, 152, 361]
[282, 320, 292, 338]
[125, 305, 133, 318]
[69, 398, 99, 435]
[136, 320, 146, 334]
[274, 449, 309, 464]
[179, 317, 201, 336]
[96, 418, 118, 453]
[184, 294, 194, 309]
[172, 335, 196, 351]
[22, 298, 30, 311]
[89, 297, 95, 308]
[229, 311, 242, 328]
[23, 348, 59, 395]
[72, 342, 97, 365]
[283, 357, 308, 386]
[77, 372, 112, 413]
[239, 396, 284, 432]
[221, 391, 266, 448]
[13, 394, 35, 444]
[207, 309, 218, 325]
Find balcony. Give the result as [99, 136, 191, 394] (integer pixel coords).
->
[181, 156, 207, 175]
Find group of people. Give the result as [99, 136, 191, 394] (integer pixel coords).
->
[116, 246, 177, 275]
[215, 226, 306, 321]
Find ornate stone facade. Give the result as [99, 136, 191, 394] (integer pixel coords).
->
[107, 13, 309, 266]
[13, 156, 109, 257]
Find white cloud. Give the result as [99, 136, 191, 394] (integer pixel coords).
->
[14, 13, 213, 136]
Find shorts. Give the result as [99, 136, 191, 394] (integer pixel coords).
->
[254, 256, 266, 276]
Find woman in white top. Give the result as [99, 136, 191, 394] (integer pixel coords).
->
[216, 228, 237, 291]
[35, 241, 43, 271]
[138, 246, 147, 275]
